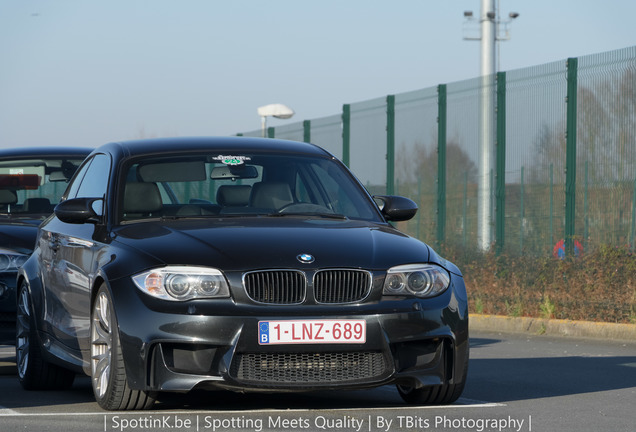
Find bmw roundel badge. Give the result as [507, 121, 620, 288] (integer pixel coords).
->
[297, 253, 315, 264]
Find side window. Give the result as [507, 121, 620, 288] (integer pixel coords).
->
[65, 154, 111, 217]
[64, 158, 93, 200]
[75, 154, 111, 199]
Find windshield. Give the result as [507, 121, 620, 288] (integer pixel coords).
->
[120, 153, 381, 223]
[0, 157, 85, 218]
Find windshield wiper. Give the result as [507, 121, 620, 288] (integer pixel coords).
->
[266, 212, 348, 220]
[159, 213, 265, 221]
[159, 214, 222, 220]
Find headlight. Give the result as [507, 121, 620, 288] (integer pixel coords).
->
[383, 264, 450, 298]
[132, 266, 230, 301]
[0, 251, 29, 272]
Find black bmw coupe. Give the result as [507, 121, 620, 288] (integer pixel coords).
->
[0, 147, 91, 343]
[16, 137, 468, 410]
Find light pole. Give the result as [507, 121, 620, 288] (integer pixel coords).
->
[463, 1, 519, 251]
[257, 104, 295, 137]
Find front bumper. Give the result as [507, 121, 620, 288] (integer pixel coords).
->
[110, 276, 469, 394]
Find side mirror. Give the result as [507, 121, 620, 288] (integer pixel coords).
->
[54, 198, 101, 224]
[374, 195, 418, 222]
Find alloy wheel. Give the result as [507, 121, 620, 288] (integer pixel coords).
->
[91, 291, 113, 398]
[16, 286, 31, 379]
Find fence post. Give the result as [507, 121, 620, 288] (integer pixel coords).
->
[386, 95, 395, 196]
[496, 71, 506, 254]
[520, 166, 525, 253]
[565, 57, 578, 256]
[303, 120, 311, 143]
[584, 161, 589, 242]
[550, 163, 554, 249]
[342, 104, 351, 168]
[631, 177, 636, 251]
[463, 172, 468, 247]
[416, 177, 422, 239]
[437, 84, 447, 248]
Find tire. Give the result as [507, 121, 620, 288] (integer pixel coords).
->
[91, 284, 155, 410]
[397, 344, 469, 405]
[15, 281, 75, 390]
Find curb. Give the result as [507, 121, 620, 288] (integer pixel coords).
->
[469, 314, 636, 343]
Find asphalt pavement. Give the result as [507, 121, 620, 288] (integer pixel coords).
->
[1, 320, 635, 432]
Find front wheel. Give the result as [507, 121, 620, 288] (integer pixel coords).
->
[16, 281, 75, 390]
[90, 284, 155, 410]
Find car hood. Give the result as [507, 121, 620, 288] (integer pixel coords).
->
[113, 217, 432, 272]
[0, 222, 39, 254]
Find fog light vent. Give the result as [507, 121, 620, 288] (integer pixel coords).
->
[161, 343, 217, 375]
[231, 351, 388, 385]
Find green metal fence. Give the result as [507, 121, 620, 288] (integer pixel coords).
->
[239, 46, 636, 257]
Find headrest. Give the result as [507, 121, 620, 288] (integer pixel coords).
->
[0, 190, 17, 205]
[123, 183, 162, 213]
[216, 185, 252, 206]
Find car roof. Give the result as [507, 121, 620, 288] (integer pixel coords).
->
[0, 146, 93, 159]
[93, 137, 333, 160]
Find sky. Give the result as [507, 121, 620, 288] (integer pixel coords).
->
[1, 0, 635, 149]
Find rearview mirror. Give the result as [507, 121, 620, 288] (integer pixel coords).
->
[49, 171, 70, 182]
[210, 165, 259, 180]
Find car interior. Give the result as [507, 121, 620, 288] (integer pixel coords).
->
[120, 154, 377, 223]
[0, 159, 83, 216]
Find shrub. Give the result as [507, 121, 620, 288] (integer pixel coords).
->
[443, 242, 635, 323]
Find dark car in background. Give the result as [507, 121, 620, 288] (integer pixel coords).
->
[0, 147, 91, 343]
[17, 137, 468, 410]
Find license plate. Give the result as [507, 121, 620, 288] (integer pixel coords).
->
[258, 319, 366, 345]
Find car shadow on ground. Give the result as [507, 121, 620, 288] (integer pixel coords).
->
[155, 387, 406, 411]
[0, 375, 96, 409]
[0, 375, 407, 411]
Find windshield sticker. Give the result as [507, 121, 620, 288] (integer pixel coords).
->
[213, 155, 251, 166]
